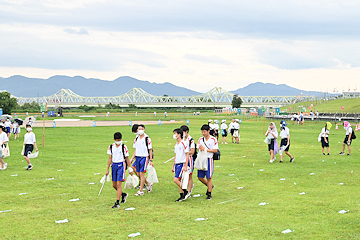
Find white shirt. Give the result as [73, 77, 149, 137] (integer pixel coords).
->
[221, 123, 227, 130]
[107, 143, 129, 163]
[183, 135, 195, 156]
[346, 127, 353, 136]
[24, 132, 36, 144]
[213, 124, 219, 131]
[174, 141, 189, 164]
[4, 121, 11, 127]
[209, 123, 214, 130]
[133, 134, 152, 157]
[267, 130, 278, 139]
[233, 122, 240, 130]
[280, 127, 290, 139]
[197, 136, 219, 158]
[228, 122, 234, 130]
[12, 122, 18, 128]
[320, 127, 330, 138]
[0, 132, 9, 143]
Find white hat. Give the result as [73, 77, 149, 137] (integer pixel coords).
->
[208, 119, 213, 123]
[222, 119, 226, 123]
[235, 119, 240, 122]
[215, 120, 219, 123]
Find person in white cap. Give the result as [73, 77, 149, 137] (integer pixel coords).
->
[0, 125, 9, 170]
[228, 119, 235, 143]
[220, 120, 228, 144]
[233, 119, 240, 144]
[213, 120, 220, 141]
[208, 119, 215, 136]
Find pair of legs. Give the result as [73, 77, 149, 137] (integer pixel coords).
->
[280, 151, 293, 162]
[341, 143, 351, 155]
[198, 158, 214, 199]
[221, 135, 227, 143]
[198, 177, 213, 193]
[0, 157, 6, 169]
[322, 147, 330, 154]
[269, 149, 274, 160]
[112, 181, 123, 201]
[235, 137, 239, 144]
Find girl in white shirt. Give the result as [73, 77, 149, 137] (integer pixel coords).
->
[320, 122, 331, 155]
[265, 122, 278, 163]
[220, 120, 228, 144]
[339, 121, 354, 156]
[279, 121, 294, 163]
[0, 126, 9, 170]
[23, 125, 38, 170]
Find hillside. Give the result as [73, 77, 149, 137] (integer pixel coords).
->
[281, 98, 360, 113]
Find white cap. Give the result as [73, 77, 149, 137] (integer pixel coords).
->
[235, 119, 240, 122]
[215, 120, 219, 123]
[208, 119, 213, 123]
[222, 119, 226, 123]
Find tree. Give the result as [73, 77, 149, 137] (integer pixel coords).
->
[232, 94, 243, 108]
[0, 91, 18, 114]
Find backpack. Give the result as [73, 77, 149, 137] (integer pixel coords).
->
[109, 143, 128, 169]
[202, 137, 221, 160]
[135, 136, 154, 159]
[189, 138, 198, 160]
[351, 127, 356, 140]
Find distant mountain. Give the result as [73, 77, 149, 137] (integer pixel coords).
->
[230, 82, 320, 96]
[0, 75, 201, 97]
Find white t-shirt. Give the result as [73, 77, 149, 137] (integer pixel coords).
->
[197, 136, 219, 158]
[12, 122, 18, 128]
[183, 135, 195, 156]
[228, 122, 234, 130]
[4, 121, 11, 127]
[24, 132, 36, 144]
[233, 122, 240, 130]
[107, 143, 129, 163]
[0, 132, 9, 143]
[280, 127, 290, 139]
[221, 123, 227, 130]
[133, 134, 152, 157]
[174, 141, 189, 164]
[346, 127, 353, 136]
[267, 130, 278, 139]
[208, 123, 214, 130]
[213, 124, 219, 131]
[321, 127, 330, 138]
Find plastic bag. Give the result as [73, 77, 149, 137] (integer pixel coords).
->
[318, 133, 322, 142]
[2, 144, 10, 158]
[124, 174, 140, 189]
[0, 147, 5, 159]
[146, 165, 159, 183]
[264, 137, 271, 144]
[274, 139, 279, 155]
[28, 150, 39, 159]
[181, 168, 191, 189]
[279, 145, 288, 155]
[194, 150, 208, 171]
[233, 130, 239, 138]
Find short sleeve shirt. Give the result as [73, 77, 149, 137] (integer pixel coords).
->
[24, 132, 36, 144]
[280, 127, 290, 139]
[321, 127, 329, 138]
[174, 141, 189, 164]
[197, 136, 219, 158]
[133, 134, 152, 157]
[346, 127, 353, 136]
[183, 135, 195, 156]
[107, 143, 129, 163]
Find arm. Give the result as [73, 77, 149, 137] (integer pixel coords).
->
[34, 142, 38, 151]
[130, 149, 136, 163]
[348, 133, 352, 143]
[287, 134, 290, 145]
[189, 147, 195, 155]
[206, 148, 218, 153]
[172, 154, 176, 172]
[105, 155, 112, 176]
[183, 152, 189, 171]
[149, 148, 153, 166]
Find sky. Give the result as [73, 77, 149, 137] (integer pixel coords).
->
[0, 0, 359, 93]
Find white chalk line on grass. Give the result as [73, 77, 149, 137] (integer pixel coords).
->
[217, 198, 241, 205]
[164, 157, 174, 163]
[225, 227, 239, 232]
[93, 226, 110, 231]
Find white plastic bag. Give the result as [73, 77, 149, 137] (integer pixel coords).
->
[146, 165, 159, 183]
[0, 147, 5, 159]
[28, 150, 39, 159]
[279, 145, 288, 155]
[2, 144, 10, 158]
[194, 150, 208, 171]
[318, 133, 322, 142]
[124, 174, 139, 189]
[264, 137, 271, 144]
[181, 168, 191, 189]
[233, 130, 239, 138]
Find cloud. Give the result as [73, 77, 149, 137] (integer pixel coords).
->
[64, 28, 89, 35]
[184, 54, 232, 65]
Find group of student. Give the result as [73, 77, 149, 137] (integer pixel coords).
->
[320, 121, 356, 156]
[208, 118, 240, 144]
[0, 119, 38, 171]
[105, 123, 219, 208]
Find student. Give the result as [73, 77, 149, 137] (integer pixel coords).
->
[228, 119, 235, 143]
[279, 121, 294, 163]
[105, 132, 131, 208]
[197, 124, 219, 200]
[0, 126, 9, 170]
[265, 122, 278, 163]
[180, 125, 196, 196]
[233, 119, 240, 144]
[300, 112, 304, 126]
[213, 120, 220, 141]
[339, 121, 354, 156]
[23, 124, 38, 170]
[164, 111, 167, 118]
[4, 119, 11, 139]
[12, 121, 19, 140]
[208, 119, 215, 136]
[172, 128, 190, 202]
[130, 124, 154, 196]
[220, 119, 228, 144]
[320, 122, 331, 155]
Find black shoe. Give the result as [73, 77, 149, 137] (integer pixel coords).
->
[206, 195, 212, 200]
[327, 153, 330, 155]
[339, 152, 345, 155]
[323, 153, 325, 155]
[183, 190, 190, 200]
[112, 202, 120, 208]
[121, 193, 128, 204]
[347, 154, 351, 156]
[175, 193, 184, 202]
[279, 161, 283, 163]
[290, 157, 295, 163]
[26, 165, 33, 170]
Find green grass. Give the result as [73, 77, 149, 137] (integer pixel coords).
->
[281, 98, 360, 113]
[1, 114, 359, 239]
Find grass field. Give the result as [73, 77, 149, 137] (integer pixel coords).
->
[1, 114, 359, 239]
[281, 98, 360, 113]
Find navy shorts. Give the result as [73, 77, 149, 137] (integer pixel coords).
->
[174, 163, 184, 179]
[197, 158, 214, 179]
[221, 129, 227, 137]
[280, 138, 290, 151]
[321, 137, 329, 148]
[111, 162, 126, 182]
[24, 144, 34, 156]
[268, 139, 275, 151]
[5, 127, 10, 133]
[344, 135, 352, 145]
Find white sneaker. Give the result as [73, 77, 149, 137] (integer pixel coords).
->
[135, 191, 144, 196]
[221, 142, 223, 144]
[3, 163, 7, 170]
[147, 183, 153, 193]
[269, 159, 274, 163]
[225, 142, 228, 144]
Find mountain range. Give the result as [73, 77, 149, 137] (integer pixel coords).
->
[1, 75, 320, 97]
